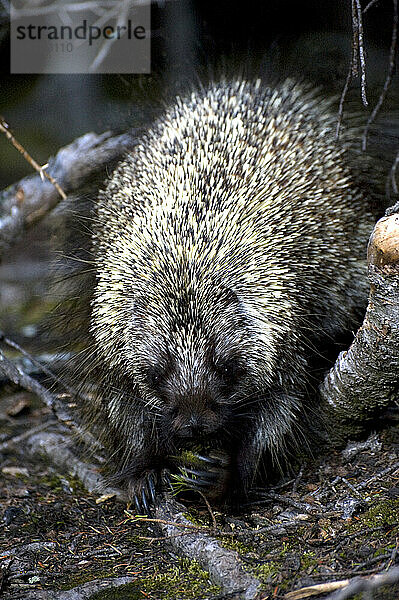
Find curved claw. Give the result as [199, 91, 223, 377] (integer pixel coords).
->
[194, 454, 217, 464]
[178, 474, 216, 488]
[195, 452, 229, 467]
[182, 467, 218, 480]
[163, 471, 173, 491]
[134, 493, 142, 514]
[148, 473, 156, 504]
[141, 488, 149, 514]
[130, 470, 160, 513]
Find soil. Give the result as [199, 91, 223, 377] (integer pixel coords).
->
[0, 383, 398, 599]
[1, 228, 399, 600]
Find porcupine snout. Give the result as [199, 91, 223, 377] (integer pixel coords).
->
[169, 400, 221, 440]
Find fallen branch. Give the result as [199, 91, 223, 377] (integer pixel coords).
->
[155, 497, 261, 600]
[320, 209, 399, 441]
[285, 579, 350, 600]
[0, 347, 74, 426]
[0, 129, 139, 258]
[285, 565, 399, 600]
[324, 565, 399, 600]
[14, 576, 134, 600]
[22, 429, 124, 501]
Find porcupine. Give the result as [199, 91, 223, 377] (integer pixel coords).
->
[62, 78, 379, 510]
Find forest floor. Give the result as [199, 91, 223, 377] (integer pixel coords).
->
[1, 239, 399, 600]
[0, 382, 399, 600]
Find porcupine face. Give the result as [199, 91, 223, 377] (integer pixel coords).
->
[120, 282, 269, 449]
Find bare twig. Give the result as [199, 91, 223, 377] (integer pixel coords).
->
[357, 461, 399, 490]
[362, 0, 398, 150]
[323, 565, 399, 600]
[198, 490, 218, 530]
[0, 331, 75, 396]
[389, 148, 399, 196]
[89, 0, 132, 71]
[353, 0, 368, 107]
[336, 64, 353, 139]
[0, 346, 78, 429]
[255, 491, 316, 513]
[0, 118, 66, 200]
[336, 0, 369, 138]
[0, 348, 57, 414]
[363, 0, 380, 12]
[0, 129, 139, 257]
[352, 552, 392, 572]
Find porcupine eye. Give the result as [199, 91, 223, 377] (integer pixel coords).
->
[145, 366, 165, 389]
[214, 357, 246, 386]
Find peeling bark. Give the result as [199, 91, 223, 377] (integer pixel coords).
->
[321, 210, 399, 441]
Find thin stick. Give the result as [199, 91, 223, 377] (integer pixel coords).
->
[336, 0, 369, 138]
[336, 67, 353, 139]
[351, 0, 359, 77]
[0, 330, 75, 397]
[389, 149, 399, 196]
[354, 0, 368, 107]
[362, 0, 398, 150]
[0, 117, 67, 200]
[198, 490, 217, 530]
[363, 0, 380, 13]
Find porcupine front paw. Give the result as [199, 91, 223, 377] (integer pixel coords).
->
[174, 451, 231, 501]
[128, 470, 165, 515]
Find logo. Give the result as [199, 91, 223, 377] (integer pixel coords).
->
[10, 0, 151, 74]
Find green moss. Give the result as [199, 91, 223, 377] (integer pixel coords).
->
[278, 541, 290, 559]
[300, 551, 318, 572]
[374, 544, 395, 557]
[90, 582, 143, 599]
[39, 473, 65, 492]
[183, 508, 214, 529]
[352, 499, 399, 529]
[252, 561, 278, 583]
[138, 558, 221, 599]
[68, 558, 221, 599]
[38, 473, 87, 495]
[219, 536, 252, 554]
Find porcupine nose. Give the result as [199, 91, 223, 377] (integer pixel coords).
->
[178, 414, 203, 439]
[174, 408, 220, 439]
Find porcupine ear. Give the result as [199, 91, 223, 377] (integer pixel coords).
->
[215, 286, 252, 327]
[217, 286, 239, 305]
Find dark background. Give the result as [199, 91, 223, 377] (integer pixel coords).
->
[0, 0, 397, 188]
[0, 0, 397, 341]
